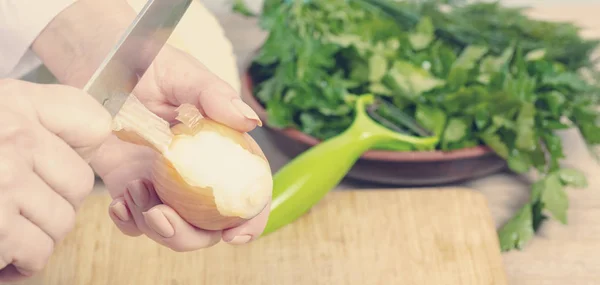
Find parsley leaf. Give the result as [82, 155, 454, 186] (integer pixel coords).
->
[558, 168, 588, 188]
[540, 173, 569, 224]
[498, 203, 534, 251]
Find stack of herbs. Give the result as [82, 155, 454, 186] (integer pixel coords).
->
[236, 0, 600, 251]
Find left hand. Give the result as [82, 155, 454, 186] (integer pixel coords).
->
[90, 45, 271, 252]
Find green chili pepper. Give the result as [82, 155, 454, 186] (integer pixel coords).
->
[261, 94, 439, 236]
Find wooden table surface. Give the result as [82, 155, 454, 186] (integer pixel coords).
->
[10, 189, 510, 285]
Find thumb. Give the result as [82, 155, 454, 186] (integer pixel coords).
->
[150, 46, 262, 133]
[3, 79, 113, 162]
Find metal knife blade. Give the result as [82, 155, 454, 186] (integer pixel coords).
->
[83, 0, 192, 117]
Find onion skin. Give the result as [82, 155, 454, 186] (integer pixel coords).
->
[151, 116, 271, 231]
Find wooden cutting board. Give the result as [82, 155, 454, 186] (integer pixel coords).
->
[10, 188, 508, 285]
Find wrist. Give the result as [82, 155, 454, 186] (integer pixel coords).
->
[32, 0, 137, 87]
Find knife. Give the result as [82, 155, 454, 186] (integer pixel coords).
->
[83, 0, 193, 153]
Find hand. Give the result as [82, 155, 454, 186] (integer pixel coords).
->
[89, 45, 271, 252]
[0, 79, 112, 282]
[30, 0, 271, 251]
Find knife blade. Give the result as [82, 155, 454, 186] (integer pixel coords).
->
[83, 0, 193, 117]
[80, 0, 193, 153]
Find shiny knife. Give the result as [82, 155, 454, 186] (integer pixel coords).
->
[83, 0, 192, 152]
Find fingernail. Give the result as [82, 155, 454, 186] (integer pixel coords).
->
[227, 234, 252, 245]
[143, 209, 175, 238]
[128, 180, 149, 208]
[231, 99, 262, 127]
[109, 199, 130, 222]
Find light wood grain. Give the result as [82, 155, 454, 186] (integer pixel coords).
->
[9, 189, 507, 285]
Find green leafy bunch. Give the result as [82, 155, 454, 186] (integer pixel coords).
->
[236, 0, 600, 251]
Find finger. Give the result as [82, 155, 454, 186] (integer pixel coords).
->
[222, 200, 271, 245]
[123, 179, 172, 243]
[0, 106, 36, 162]
[0, 215, 54, 281]
[12, 173, 76, 243]
[19, 80, 112, 161]
[143, 205, 222, 252]
[148, 46, 262, 132]
[124, 179, 221, 251]
[32, 126, 96, 210]
[108, 197, 142, 237]
[98, 145, 152, 237]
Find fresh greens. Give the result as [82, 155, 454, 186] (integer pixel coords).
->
[236, 0, 600, 251]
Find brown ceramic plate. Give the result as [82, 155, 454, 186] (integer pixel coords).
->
[241, 73, 507, 186]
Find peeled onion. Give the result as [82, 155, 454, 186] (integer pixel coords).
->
[150, 104, 273, 230]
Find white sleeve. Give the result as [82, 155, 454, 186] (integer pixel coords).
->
[0, 0, 76, 78]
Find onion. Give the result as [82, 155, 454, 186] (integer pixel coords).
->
[150, 104, 272, 230]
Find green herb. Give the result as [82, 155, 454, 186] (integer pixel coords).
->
[237, 0, 600, 251]
[232, 0, 257, 17]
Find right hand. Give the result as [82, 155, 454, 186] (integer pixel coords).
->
[0, 79, 112, 282]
